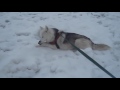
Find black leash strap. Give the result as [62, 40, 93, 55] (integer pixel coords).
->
[61, 35, 116, 78]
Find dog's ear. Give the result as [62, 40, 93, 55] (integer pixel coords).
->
[45, 26, 48, 32]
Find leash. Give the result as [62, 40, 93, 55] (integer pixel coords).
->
[61, 35, 116, 78]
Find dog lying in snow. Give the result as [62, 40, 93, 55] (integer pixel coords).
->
[37, 26, 110, 51]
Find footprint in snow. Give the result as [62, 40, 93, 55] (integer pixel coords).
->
[16, 32, 31, 36]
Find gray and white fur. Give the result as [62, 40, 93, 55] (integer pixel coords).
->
[38, 26, 110, 51]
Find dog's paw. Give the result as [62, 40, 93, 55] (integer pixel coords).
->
[35, 45, 41, 47]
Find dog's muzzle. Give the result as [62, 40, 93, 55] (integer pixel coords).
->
[38, 41, 42, 45]
[38, 40, 47, 45]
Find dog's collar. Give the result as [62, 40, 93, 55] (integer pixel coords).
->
[49, 30, 62, 49]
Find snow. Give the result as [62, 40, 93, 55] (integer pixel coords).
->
[0, 12, 120, 78]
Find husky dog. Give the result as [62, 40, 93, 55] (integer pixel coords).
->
[37, 26, 110, 51]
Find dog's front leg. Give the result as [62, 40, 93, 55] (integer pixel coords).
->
[41, 43, 57, 50]
[38, 41, 57, 50]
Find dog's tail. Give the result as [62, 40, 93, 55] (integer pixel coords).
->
[92, 43, 111, 51]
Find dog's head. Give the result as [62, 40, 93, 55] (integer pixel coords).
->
[39, 26, 55, 44]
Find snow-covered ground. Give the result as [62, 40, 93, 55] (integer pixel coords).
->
[0, 12, 120, 78]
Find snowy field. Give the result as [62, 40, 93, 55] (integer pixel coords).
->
[0, 12, 120, 78]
